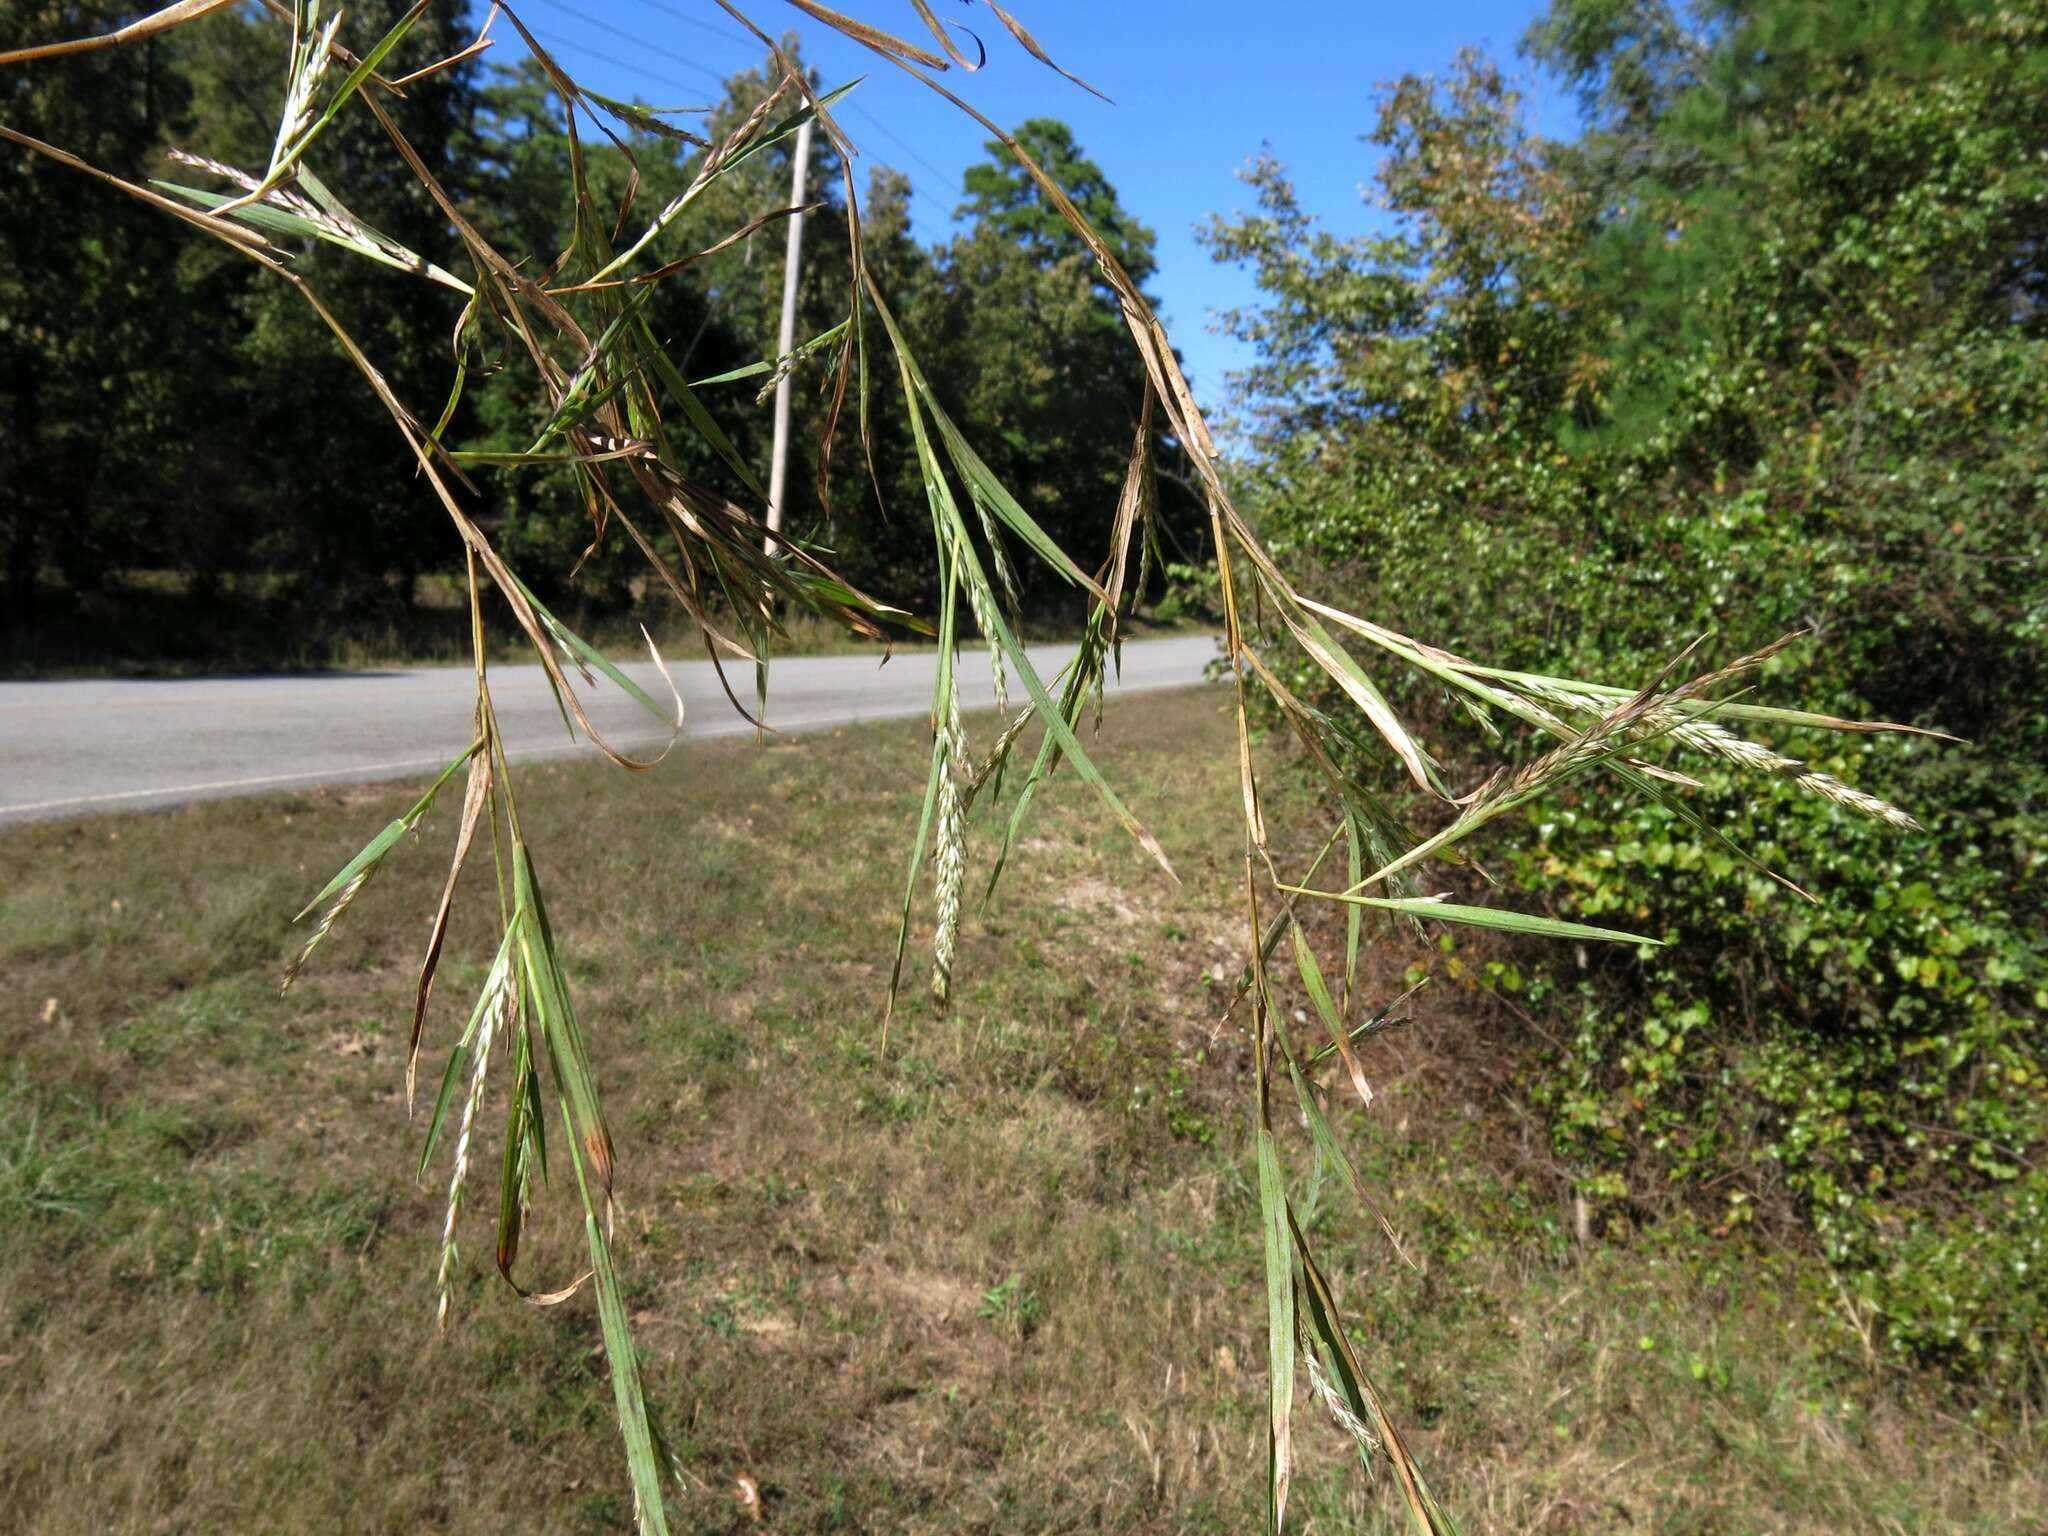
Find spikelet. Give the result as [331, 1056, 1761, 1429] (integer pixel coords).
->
[931, 688, 968, 1002]
[437, 972, 511, 1327]
[1795, 773, 1920, 827]
[752, 344, 805, 406]
[167, 149, 261, 194]
[281, 865, 373, 994]
[1303, 1340, 1380, 1468]
[279, 10, 340, 153]
[173, 148, 344, 234]
[168, 148, 439, 283]
[1512, 680, 1920, 829]
[963, 570, 1009, 714]
[1480, 720, 1614, 813]
[961, 702, 1037, 812]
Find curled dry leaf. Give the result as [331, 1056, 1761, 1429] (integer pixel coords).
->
[734, 1472, 762, 1522]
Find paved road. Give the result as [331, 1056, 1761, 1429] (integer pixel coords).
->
[0, 635, 1219, 826]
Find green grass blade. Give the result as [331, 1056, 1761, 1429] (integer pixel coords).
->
[507, 573, 678, 730]
[1290, 919, 1381, 1111]
[280, 737, 478, 988]
[690, 318, 848, 387]
[291, 739, 479, 923]
[524, 291, 656, 455]
[632, 317, 766, 500]
[564, 1106, 669, 1535]
[1343, 813, 1364, 1010]
[1256, 1128, 1295, 1534]
[513, 848, 614, 1194]
[946, 518, 1173, 880]
[1290, 1207, 1460, 1535]
[294, 816, 405, 923]
[497, 1019, 536, 1280]
[150, 180, 473, 291]
[867, 281, 1099, 596]
[1281, 1050, 1359, 1202]
[1281, 888, 1661, 946]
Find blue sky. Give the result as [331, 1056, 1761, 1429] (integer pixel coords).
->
[502, 0, 1573, 404]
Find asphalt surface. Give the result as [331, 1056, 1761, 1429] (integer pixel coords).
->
[0, 635, 1219, 827]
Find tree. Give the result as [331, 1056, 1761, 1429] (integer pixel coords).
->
[175, 0, 480, 605]
[0, 0, 481, 660]
[0, 0, 193, 627]
[1202, 52, 1608, 648]
[914, 118, 1189, 601]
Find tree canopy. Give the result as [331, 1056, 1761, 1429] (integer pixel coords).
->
[0, 18, 1183, 666]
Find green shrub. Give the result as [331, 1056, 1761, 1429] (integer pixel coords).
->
[1497, 760, 2044, 1386]
[1212, 1, 2048, 1393]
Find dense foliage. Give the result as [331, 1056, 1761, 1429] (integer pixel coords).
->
[2, 0, 474, 649]
[0, 4, 1182, 664]
[1208, 0, 2046, 1395]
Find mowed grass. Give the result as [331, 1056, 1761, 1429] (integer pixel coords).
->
[0, 686, 2038, 1534]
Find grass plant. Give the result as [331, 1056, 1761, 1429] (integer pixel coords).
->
[0, 4, 1946, 1528]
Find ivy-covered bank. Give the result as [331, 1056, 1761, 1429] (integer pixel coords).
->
[1207, 0, 2046, 1395]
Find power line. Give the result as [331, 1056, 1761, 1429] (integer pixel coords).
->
[841, 98, 953, 190]
[858, 164, 952, 247]
[526, 28, 720, 101]
[524, 0, 957, 230]
[618, 0, 754, 49]
[526, 0, 746, 88]
[838, 101, 959, 247]
[526, 0, 950, 203]
[524, 26, 946, 246]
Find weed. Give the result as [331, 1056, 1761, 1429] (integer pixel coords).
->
[976, 1275, 1043, 1340]
[0, 1096, 102, 1222]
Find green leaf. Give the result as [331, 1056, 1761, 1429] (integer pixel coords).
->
[294, 815, 406, 923]
[150, 180, 473, 291]
[1256, 1128, 1295, 1534]
[298, 739, 475, 924]
[1280, 887, 1662, 946]
[632, 316, 766, 500]
[1290, 1207, 1460, 1535]
[507, 573, 678, 731]
[690, 319, 848, 387]
[565, 1107, 670, 1535]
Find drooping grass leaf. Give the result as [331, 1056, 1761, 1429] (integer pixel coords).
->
[1256, 1127, 1295, 1535]
[1282, 887, 1661, 947]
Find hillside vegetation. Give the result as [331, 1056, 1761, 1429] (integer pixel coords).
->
[1207, 0, 2046, 1395]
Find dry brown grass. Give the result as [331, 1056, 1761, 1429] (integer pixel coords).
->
[1, 687, 2039, 1533]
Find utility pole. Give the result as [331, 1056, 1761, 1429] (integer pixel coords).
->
[764, 116, 813, 557]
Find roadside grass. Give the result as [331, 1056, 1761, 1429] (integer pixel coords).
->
[0, 686, 2038, 1533]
